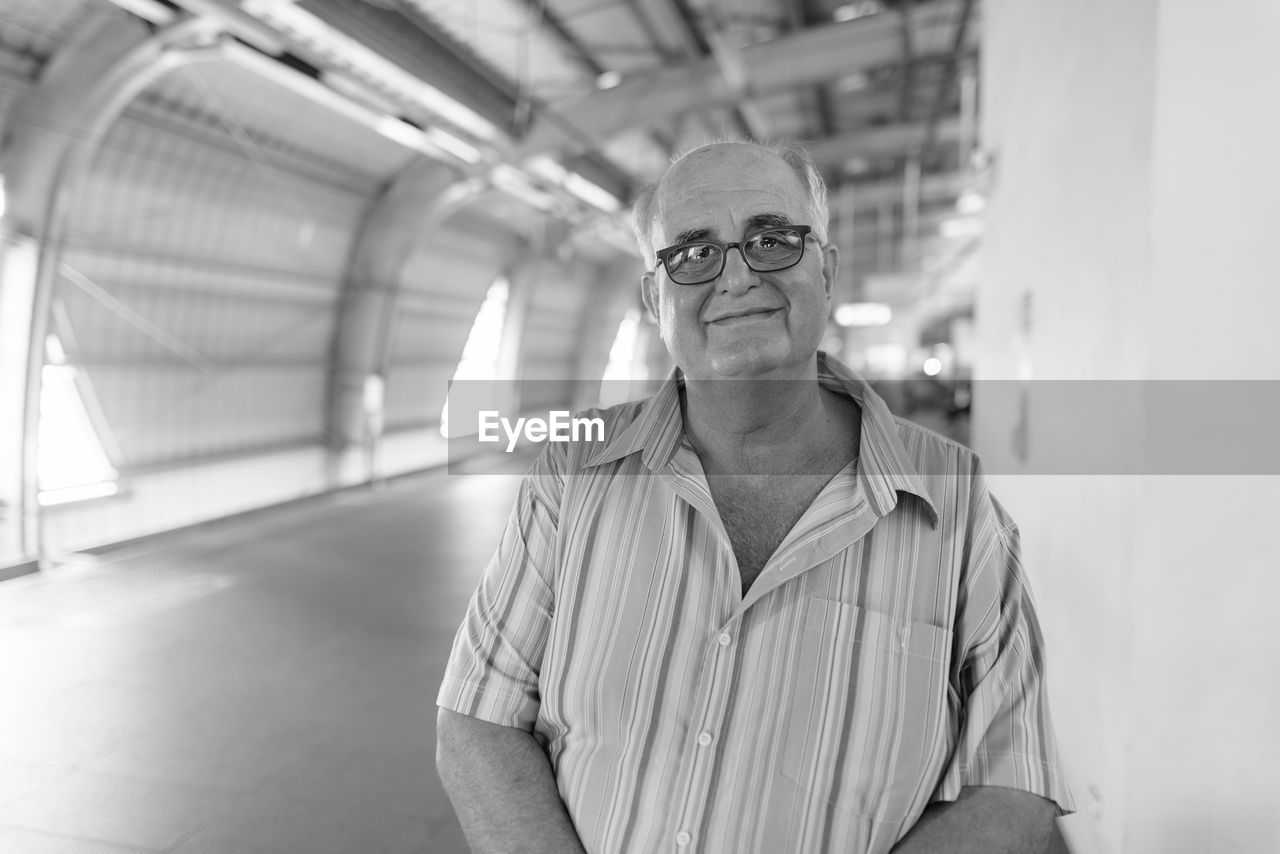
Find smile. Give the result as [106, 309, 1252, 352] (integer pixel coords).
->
[706, 308, 782, 324]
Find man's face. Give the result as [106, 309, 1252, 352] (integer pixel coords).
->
[641, 144, 838, 381]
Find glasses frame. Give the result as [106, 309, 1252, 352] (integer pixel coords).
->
[654, 224, 814, 286]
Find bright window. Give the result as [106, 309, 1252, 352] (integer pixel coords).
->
[38, 334, 118, 505]
[440, 277, 509, 437]
[599, 308, 647, 407]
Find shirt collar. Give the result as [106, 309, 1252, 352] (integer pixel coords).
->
[583, 352, 938, 524]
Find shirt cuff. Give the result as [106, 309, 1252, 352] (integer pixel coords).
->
[436, 677, 541, 731]
[930, 752, 1077, 814]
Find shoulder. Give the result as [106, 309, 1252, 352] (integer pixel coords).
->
[529, 395, 652, 477]
[887, 416, 1015, 532]
[891, 415, 983, 479]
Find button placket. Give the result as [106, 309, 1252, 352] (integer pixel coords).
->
[674, 627, 735, 847]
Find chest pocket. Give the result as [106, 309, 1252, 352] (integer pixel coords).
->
[781, 598, 952, 821]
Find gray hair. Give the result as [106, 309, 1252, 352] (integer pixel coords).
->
[630, 138, 831, 268]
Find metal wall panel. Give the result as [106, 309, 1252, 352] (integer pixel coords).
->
[46, 60, 383, 472]
[520, 259, 601, 407]
[86, 366, 325, 467]
[385, 214, 523, 427]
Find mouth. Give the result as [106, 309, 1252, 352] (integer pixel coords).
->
[706, 308, 782, 324]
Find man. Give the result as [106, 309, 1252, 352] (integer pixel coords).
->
[436, 140, 1073, 853]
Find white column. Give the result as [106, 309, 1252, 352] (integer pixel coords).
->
[977, 2, 1280, 853]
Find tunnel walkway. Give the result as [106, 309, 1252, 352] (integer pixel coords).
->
[0, 461, 530, 853]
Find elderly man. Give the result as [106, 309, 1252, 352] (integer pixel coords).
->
[436, 140, 1073, 853]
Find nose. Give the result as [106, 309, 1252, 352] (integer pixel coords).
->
[718, 244, 758, 294]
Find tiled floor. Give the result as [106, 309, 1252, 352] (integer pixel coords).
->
[0, 458, 531, 853]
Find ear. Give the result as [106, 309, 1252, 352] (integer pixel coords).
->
[641, 270, 660, 323]
[821, 242, 840, 300]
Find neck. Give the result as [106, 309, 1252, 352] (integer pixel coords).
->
[681, 365, 852, 476]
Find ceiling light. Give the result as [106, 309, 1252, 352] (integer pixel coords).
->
[526, 156, 619, 212]
[105, 0, 176, 25]
[240, 0, 502, 142]
[843, 157, 870, 175]
[832, 1, 883, 23]
[373, 115, 428, 148]
[834, 71, 869, 94]
[223, 44, 483, 166]
[834, 302, 892, 327]
[321, 70, 402, 114]
[491, 165, 557, 212]
[221, 42, 385, 126]
[425, 128, 482, 164]
[956, 189, 986, 214]
[940, 217, 984, 239]
[563, 172, 619, 212]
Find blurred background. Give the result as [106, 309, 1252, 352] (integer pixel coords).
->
[0, 0, 1277, 852]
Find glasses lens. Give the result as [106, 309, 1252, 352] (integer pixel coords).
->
[743, 228, 805, 270]
[666, 243, 722, 284]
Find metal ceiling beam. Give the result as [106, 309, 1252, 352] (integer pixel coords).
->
[836, 171, 967, 210]
[517, 0, 977, 157]
[920, 0, 977, 162]
[805, 117, 962, 170]
[640, 0, 760, 141]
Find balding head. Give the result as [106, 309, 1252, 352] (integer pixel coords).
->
[631, 139, 832, 265]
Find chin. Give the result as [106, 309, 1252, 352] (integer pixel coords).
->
[706, 348, 796, 379]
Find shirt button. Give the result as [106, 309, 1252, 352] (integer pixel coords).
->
[676, 831, 692, 845]
[717, 632, 731, 646]
[697, 731, 713, 747]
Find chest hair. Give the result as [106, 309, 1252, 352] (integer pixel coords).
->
[707, 474, 833, 595]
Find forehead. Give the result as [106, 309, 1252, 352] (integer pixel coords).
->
[655, 145, 808, 241]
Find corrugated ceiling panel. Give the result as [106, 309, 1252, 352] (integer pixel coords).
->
[67, 112, 368, 275]
[0, 0, 97, 63]
[146, 61, 417, 184]
[46, 62, 382, 469]
[0, 67, 32, 129]
[402, 0, 583, 101]
[554, 2, 659, 77]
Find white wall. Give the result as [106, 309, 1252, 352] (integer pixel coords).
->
[978, 2, 1280, 852]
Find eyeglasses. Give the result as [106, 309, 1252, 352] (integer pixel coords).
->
[655, 225, 814, 286]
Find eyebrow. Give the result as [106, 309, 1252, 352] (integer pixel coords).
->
[669, 213, 797, 247]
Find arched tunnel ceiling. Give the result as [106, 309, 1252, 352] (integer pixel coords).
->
[90, 0, 981, 261]
[7, 0, 985, 313]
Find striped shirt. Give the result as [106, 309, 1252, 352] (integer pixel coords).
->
[438, 353, 1073, 853]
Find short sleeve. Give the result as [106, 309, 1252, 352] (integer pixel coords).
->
[930, 481, 1076, 814]
[435, 448, 564, 731]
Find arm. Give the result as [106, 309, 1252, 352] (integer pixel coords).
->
[436, 708, 587, 854]
[891, 785, 1068, 854]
